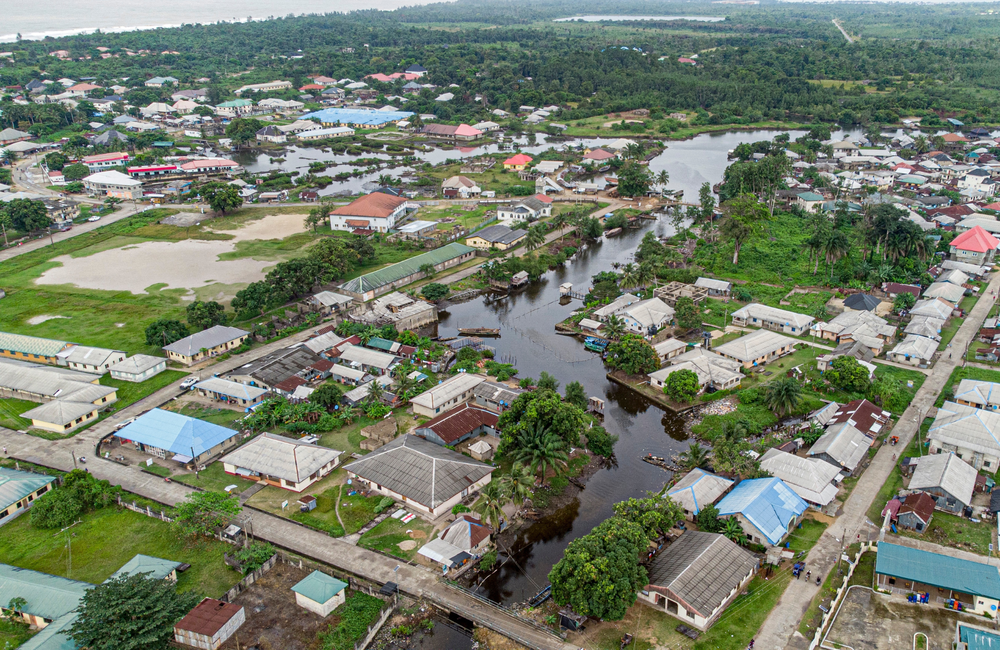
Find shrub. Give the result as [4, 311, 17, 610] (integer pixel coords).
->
[373, 497, 395, 514]
[586, 426, 618, 458]
[479, 549, 498, 571]
[232, 542, 275, 574]
[452, 504, 471, 515]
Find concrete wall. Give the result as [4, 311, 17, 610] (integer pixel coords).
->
[295, 590, 345, 617]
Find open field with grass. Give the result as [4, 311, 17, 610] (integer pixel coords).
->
[0, 506, 240, 597]
[173, 461, 258, 493]
[357, 511, 435, 561]
[161, 402, 246, 428]
[0, 398, 37, 431]
[0, 619, 35, 650]
[101, 370, 189, 410]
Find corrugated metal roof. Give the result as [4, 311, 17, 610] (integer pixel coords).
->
[175, 598, 244, 637]
[0, 468, 56, 510]
[666, 468, 733, 515]
[955, 379, 1000, 408]
[716, 478, 807, 546]
[808, 422, 869, 471]
[646, 531, 758, 618]
[416, 403, 497, 444]
[221, 433, 341, 484]
[338, 345, 397, 370]
[18, 612, 78, 650]
[108, 554, 182, 582]
[730, 303, 815, 329]
[194, 378, 268, 401]
[291, 571, 348, 604]
[876, 542, 1000, 600]
[910, 452, 977, 506]
[410, 373, 486, 410]
[930, 401, 1000, 458]
[345, 435, 493, 509]
[714, 329, 797, 363]
[0, 331, 69, 357]
[109, 354, 166, 375]
[960, 624, 1000, 650]
[113, 408, 238, 457]
[162, 326, 248, 357]
[759, 449, 840, 506]
[23, 399, 100, 426]
[340, 243, 474, 294]
[0, 564, 89, 621]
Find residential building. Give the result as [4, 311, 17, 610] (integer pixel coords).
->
[0, 332, 72, 364]
[214, 99, 254, 117]
[816, 340, 875, 372]
[496, 196, 552, 224]
[759, 448, 840, 507]
[466, 224, 527, 251]
[883, 282, 922, 299]
[895, 492, 936, 533]
[827, 399, 892, 440]
[502, 153, 533, 171]
[0, 468, 56, 526]
[694, 277, 731, 297]
[162, 326, 249, 366]
[666, 468, 733, 519]
[796, 192, 824, 212]
[330, 192, 408, 233]
[179, 159, 240, 174]
[410, 373, 487, 417]
[221, 433, 342, 492]
[714, 330, 797, 369]
[887, 334, 937, 367]
[812, 310, 895, 354]
[234, 80, 292, 95]
[620, 298, 675, 336]
[255, 126, 286, 143]
[715, 477, 808, 546]
[351, 292, 439, 329]
[305, 291, 354, 316]
[928, 401, 1000, 471]
[442, 175, 482, 198]
[649, 349, 743, 393]
[109, 554, 182, 582]
[415, 403, 498, 446]
[226, 346, 328, 393]
[344, 435, 494, 517]
[83, 170, 143, 200]
[0, 564, 89, 638]
[955, 379, 1000, 411]
[56, 345, 125, 375]
[808, 422, 870, 473]
[730, 303, 814, 334]
[653, 338, 687, 363]
[904, 316, 946, 341]
[109, 355, 167, 382]
[113, 408, 242, 464]
[592, 293, 641, 321]
[339, 243, 475, 301]
[638, 531, 758, 630]
[420, 123, 483, 141]
[909, 297, 956, 320]
[145, 76, 178, 87]
[194, 377, 268, 407]
[875, 542, 1000, 615]
[472, 380, 524, 413]
[842, 293, 882, 312]
[0, 360, 118, 434]
[950, 225, 999, 265]
[923, 281, 966, 303]
[174, 599, 246, 650]
[81, 152, 129, 171]
[336, 345, 397, 376]
[292, 571, 348, 616]
[343, 375, 395, 406]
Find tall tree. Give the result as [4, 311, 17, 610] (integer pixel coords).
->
[144, 319, 188, 346]
[173, 491, 241, 537]
[720, 194, 771, 266]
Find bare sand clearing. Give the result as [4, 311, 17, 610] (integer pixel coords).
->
[37, 239, 272, 294]
[397, 540, 418, 551]
[210, 213, 308, 242]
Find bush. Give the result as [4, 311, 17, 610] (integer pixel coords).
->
[421, 283, 449, 301]
[373, 497, 395, 514]
[586, 425, 618, 457]
[232, 542, 275, 574]
[479, 549, 498, 571]
[318, 593, 386, 650]
[452, 504, 471, 515]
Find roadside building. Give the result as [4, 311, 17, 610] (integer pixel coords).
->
[909, 297, 956, 320]
[875, 542, 1000, 614]
[950, 225, 999, 266]
[887, 334, 937, 367]
[56, 345, 125, 375]
[924, 281, 966, 304]
[827, 399, 892, 440]
[638, 531, 758, 630]
[895, 492, 935, 533]
[292, 571, 348, 616]
[759, 448, 840, 507]
[339, 243, 475, 301]
[194, 377, 268, 407]
[466, 224, 527, 251]
[221, 433, 342, 492]
[83, 170, 143, 200]
[174, 598, 246, 650]
[808, 422, 870, 473]
[415, 403, 498, 446]
[909, 452, 977, 513]
[0, 564, 89, 634]
[344, 434, 494, 517]
[226, 346, 328, 392]
[162, 326, 249, 366]
[0, 332, 72, 364]
[928, 401, 1000, 471]
[694, 277, 731, 297]
[954, 379, 1000, 411]
[730, 303, 814, 335]
[410, 373, 487, 417]
[714, 330, 797, 369]
[715, 477, 808, 546]
[329, 192, 408, 233]
[496, 196, 551, 224]
[108, 354, 167, 383]
[0, 467, 56, 526]
[666, 468, 733, 519]
[112, 408, 241, 464]
[81, 151, 129, 171]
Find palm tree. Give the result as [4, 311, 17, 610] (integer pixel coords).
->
[618, 263, 638, 290]
[512, 424, 569, 484]
[603, 315, 626, 340]
[678, 443, 710, 470]
[525, 226, 546, 252]
[551, 212, 569, 239]
[722, 517, 747, 545]
[473, 481, 509, 531]
[764, 377, 803, 417]
[636, 261, 655, 291]
[357, 325, 377, 345]
[656, 170, 670, 187]
[364, 379, 385, 407]
[823, 230, 850, 279]
[913, 134, 929, 154]
[622, 142, 645, 160]
[500, 462, 535, 504]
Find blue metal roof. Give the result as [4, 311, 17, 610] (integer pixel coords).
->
[948, 118, 965, 126]
[300, 108, 414, 126]
[876, 542, 1000, 601]
[960, 624, 1000, 650]
[716, 478, 807, 545]
[113, 408, 237, 457]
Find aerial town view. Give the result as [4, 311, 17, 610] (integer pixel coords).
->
[4, 1, 1000, 649]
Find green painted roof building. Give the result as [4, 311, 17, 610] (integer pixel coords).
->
[0, 467, 57, 518]
[0, 564, 90, 622]
[876, 542, 1000, 605]
[340, 242, 475, 300]
[0, 331, 71, 361]
[107, 554, 182, 582]
[292, 571, 348, 603]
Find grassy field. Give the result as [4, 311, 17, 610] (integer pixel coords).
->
[0, 506, 240, 598]
[0, 618, 35, 650]
[785, 518, 828, 554]
[357, 514, 435, 561]
[161, 403, 246, 428]
[173, 461, 257, 493]
[101, 370, 189, 411]
[935, 365, 1000, 407]
[897, 511, 993, 557]
[937, 317, 962, 350]
[0, 398, 37, 430]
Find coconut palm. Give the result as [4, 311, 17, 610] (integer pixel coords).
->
[525, 225, 546, 252]
[764, 376, 803, 417]
[618, 263, 638, 290]
[913, 134, 929, 154]
[603, 315, 626, 340]
[357, 325, 377, 345]
[511, 423, 569, 484]
[656, 170, 670, 187]
[473, 481, 509, 531]
[500, 462, 535, 504]
[678, 443, 710, 470]
[635, 261, 656, 291]
[823, 230, 851, 279]
[722, 516, 747, 545]
[551, 212, 569, 238]
[364, 379, 385, 407]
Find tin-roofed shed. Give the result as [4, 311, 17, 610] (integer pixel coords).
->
[875, 542, 1000, 614]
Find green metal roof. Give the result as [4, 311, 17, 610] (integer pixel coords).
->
[217, 99, 252, 107]
[18, 612, 78, 650]
[960, 624, 1000, 650]
[0, 564, 90, 621]
[340, 243, 474, 295]
[796, 192, 823, 201]
[875, 542, 1000, 600]
[107, 554, 182, 582]
[0, 467, 56, 510]
[291, 570, 348, 604]
[0, 331, 69, 357]
[366, 337, 395, 352]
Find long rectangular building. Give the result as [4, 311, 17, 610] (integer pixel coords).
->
[299, 108, 414, 129]
[339, 243, 476, 301]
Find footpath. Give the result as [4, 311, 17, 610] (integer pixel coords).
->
[754, 270, 1000, 650]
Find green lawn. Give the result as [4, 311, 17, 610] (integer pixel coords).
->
[0, 618, 35, 650]
[338, 491, 382, 535]
[694, 573, 793, 650]
[0, 398, 37, 430]
[101, 370, 189, 412]
[247, 472, 348, 537]
[358, 515, 435, 561]
[866, 464, 904, 524]
[847, 551, 876, 588]
[173, 461, 257, 493]
[937, 317, 962, 351]
[897, 511, 994, 557]
[785, 518, 828, 554]
[0, 506, 241, 598]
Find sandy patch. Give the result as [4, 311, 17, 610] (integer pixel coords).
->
[27, 315, 70, 325]
[210, 213, 308, 242]
[37, 240, 272, 295]
[408, 529, 427, 539]
[397, 540, 418, 551]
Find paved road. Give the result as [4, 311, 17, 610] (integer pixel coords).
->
[753, 269, 1000, 650]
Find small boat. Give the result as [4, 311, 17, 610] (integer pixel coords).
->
[458, 327, 500, 337]
[605, 228, 622, 237]
[584, 336, 609, 352]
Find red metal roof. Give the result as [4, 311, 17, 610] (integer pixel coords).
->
[174, 598, 243, 636]
[332, 192, 407, 219]
[951, 225, 1000, 253]
[128, 166, 177, 172]
[829, 399, 890, 438]
[274, 376, 307, 392]
[503, 153, 533, 166]
[419, 403, 497, 444]
[898, 492, 935, 524]
[584, 148, 615, 161]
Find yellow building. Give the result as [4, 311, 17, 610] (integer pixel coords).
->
[0, 331, 72, 364]
[162, 326, 249, 366]
[502, 153, 533, 171]
[466, 224, 527, 251]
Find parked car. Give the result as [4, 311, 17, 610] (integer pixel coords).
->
[179, 377, 199, 390]
[87, 216, 101, 222]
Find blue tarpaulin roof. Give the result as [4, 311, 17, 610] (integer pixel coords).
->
[876, 542, 1000, 600]
[300, 108, 414, 126]
[113, 408, 237, 457]
[716, 477, 807, 545]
